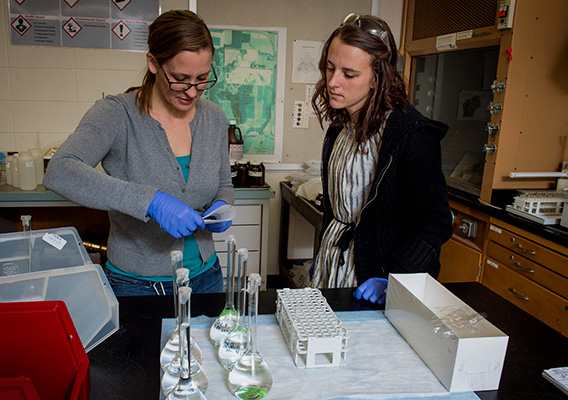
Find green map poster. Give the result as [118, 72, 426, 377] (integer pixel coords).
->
[204, 26, 286, 162]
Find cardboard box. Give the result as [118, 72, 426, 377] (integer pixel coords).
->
[385, 273, 508, 392]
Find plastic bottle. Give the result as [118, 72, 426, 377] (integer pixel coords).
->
[5, 152, 14, 186]
[30, 148, 44, 185]
[0, 152, 6, 186]
[17, 151, 37, 190]
[11, 152, 20, 188]
[228, 120, 244, 161]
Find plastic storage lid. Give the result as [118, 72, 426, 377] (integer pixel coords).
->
[0, 301, 90, 400]
[0, 227, 119, 352]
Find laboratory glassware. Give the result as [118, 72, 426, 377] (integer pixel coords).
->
[219, 248, 249, 370]
[161, 252, 203, 371]
[162, 269, 207, 396]
[21, 215, 32, 273]
[168, 286, 207, 400]
[228, 273, 273, 399]
[209, 236, 238, 348]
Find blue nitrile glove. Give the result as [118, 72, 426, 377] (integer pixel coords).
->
[203, 200, 232, 233]
[146, 190, 205, 238]
[309, 257, 316, 280]
[353, 277, 388, 304]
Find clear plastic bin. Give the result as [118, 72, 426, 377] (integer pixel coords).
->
[0, 227, 119, 352]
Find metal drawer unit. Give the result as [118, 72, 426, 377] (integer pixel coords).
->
[483, 218, 568, 337]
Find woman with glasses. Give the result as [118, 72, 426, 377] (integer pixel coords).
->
[310, 14, 452, 304]
[44, 10, 232, 296]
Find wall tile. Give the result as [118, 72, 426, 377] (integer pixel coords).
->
[0, 34, 8, 68]
[10, 68, 77, 101]
[76, 69, 144, 102]
[0, 101, 13, 132]
[8, 45, 76, 69]
[14, 133, 43, 152]
[0, 68, 11, 99]
[12, 101, 78, 133]
[75, 48, 146, 70]
[0, 133, 15, 152]
[37, 133, 72, 152]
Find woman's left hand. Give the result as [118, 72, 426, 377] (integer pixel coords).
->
[203, 200, 233, 233]
[353, 277, 388, 304]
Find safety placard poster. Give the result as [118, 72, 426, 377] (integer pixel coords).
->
[9, 0, 159, 51]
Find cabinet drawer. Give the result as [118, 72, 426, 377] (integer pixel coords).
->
[488, 225, 568, 277]
[487, 241, 568, 299]
[483, 257, 568, 336]
[232, 205, 261, 225]
[213, 226, 260, 252]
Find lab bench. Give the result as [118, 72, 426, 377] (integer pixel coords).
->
[87, 283, 568, 399]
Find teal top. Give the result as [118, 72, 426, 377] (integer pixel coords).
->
[106, 154, 217, 282]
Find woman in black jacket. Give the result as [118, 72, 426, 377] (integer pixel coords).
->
[310, 13, 453, 304]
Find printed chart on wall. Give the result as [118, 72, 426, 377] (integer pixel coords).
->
[9, 0, 158, 51]
[204, 26, 286, 163]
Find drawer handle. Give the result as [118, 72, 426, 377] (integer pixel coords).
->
[509, 288, 529, 301]
[514, 243, 536, 255]
[513, 261, 534, 273]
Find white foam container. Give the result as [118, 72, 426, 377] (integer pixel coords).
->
[0, 227, 119, 352]
[385, 273, 508, 392]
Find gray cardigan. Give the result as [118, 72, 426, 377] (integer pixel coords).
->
[43, 92, 234, 277]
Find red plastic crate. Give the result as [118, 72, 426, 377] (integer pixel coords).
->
[0, 301, 90, 400]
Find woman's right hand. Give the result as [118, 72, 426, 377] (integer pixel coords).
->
[146, 190, 205, 238]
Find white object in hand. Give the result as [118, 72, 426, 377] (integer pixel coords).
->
[203, 204, 236, 225]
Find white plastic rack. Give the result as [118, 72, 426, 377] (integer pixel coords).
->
[275, 288, 348, 368]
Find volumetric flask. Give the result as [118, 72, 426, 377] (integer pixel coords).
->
[219, 248, 249, 370]
[209, 236, 238, 348]
[228, 273, 273, 399]
[168, 286, 207, 400]
[161, 252, 186, 370]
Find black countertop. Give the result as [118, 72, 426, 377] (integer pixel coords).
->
[88, 284, 568, 400]
[447, 187, 568, 249]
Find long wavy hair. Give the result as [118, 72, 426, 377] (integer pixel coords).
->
[126, 10, 214, 115]
[312, 15, 407, 146]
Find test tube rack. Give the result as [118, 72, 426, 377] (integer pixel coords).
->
[275, 288, 348, 368]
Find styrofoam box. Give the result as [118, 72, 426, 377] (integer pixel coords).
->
[0, 227, 119, 352]
[385, 273, 508, 392]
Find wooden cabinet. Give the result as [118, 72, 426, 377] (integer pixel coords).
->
[403, 0, 568, 204]
[438, 200, 489, 283]
[482, 218, 568, 336]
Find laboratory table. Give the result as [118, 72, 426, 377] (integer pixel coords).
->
[88, 283, 567, 400]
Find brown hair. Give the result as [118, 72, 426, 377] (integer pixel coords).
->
[126, 10, 214, 115]
[311, 15, 407, 146]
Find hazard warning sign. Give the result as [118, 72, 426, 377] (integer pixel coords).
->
[112, 0, 131, 11]
[9, 0, 157, 50]
[112, 21, 131, 41]
[11, 15, 31, 36]
[63, 18, 82, 38]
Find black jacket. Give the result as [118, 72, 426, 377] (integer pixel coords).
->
[320, 103, 453, 283]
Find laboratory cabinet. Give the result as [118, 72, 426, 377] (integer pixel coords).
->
[438, 199, 489, 283]
[483, 218, 568, 336]
[212, 200, 270, 290]
[403, 0, 568, 205]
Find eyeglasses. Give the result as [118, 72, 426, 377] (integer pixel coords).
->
[158, 62, 217, 92]
[341, 13, 391, 52]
